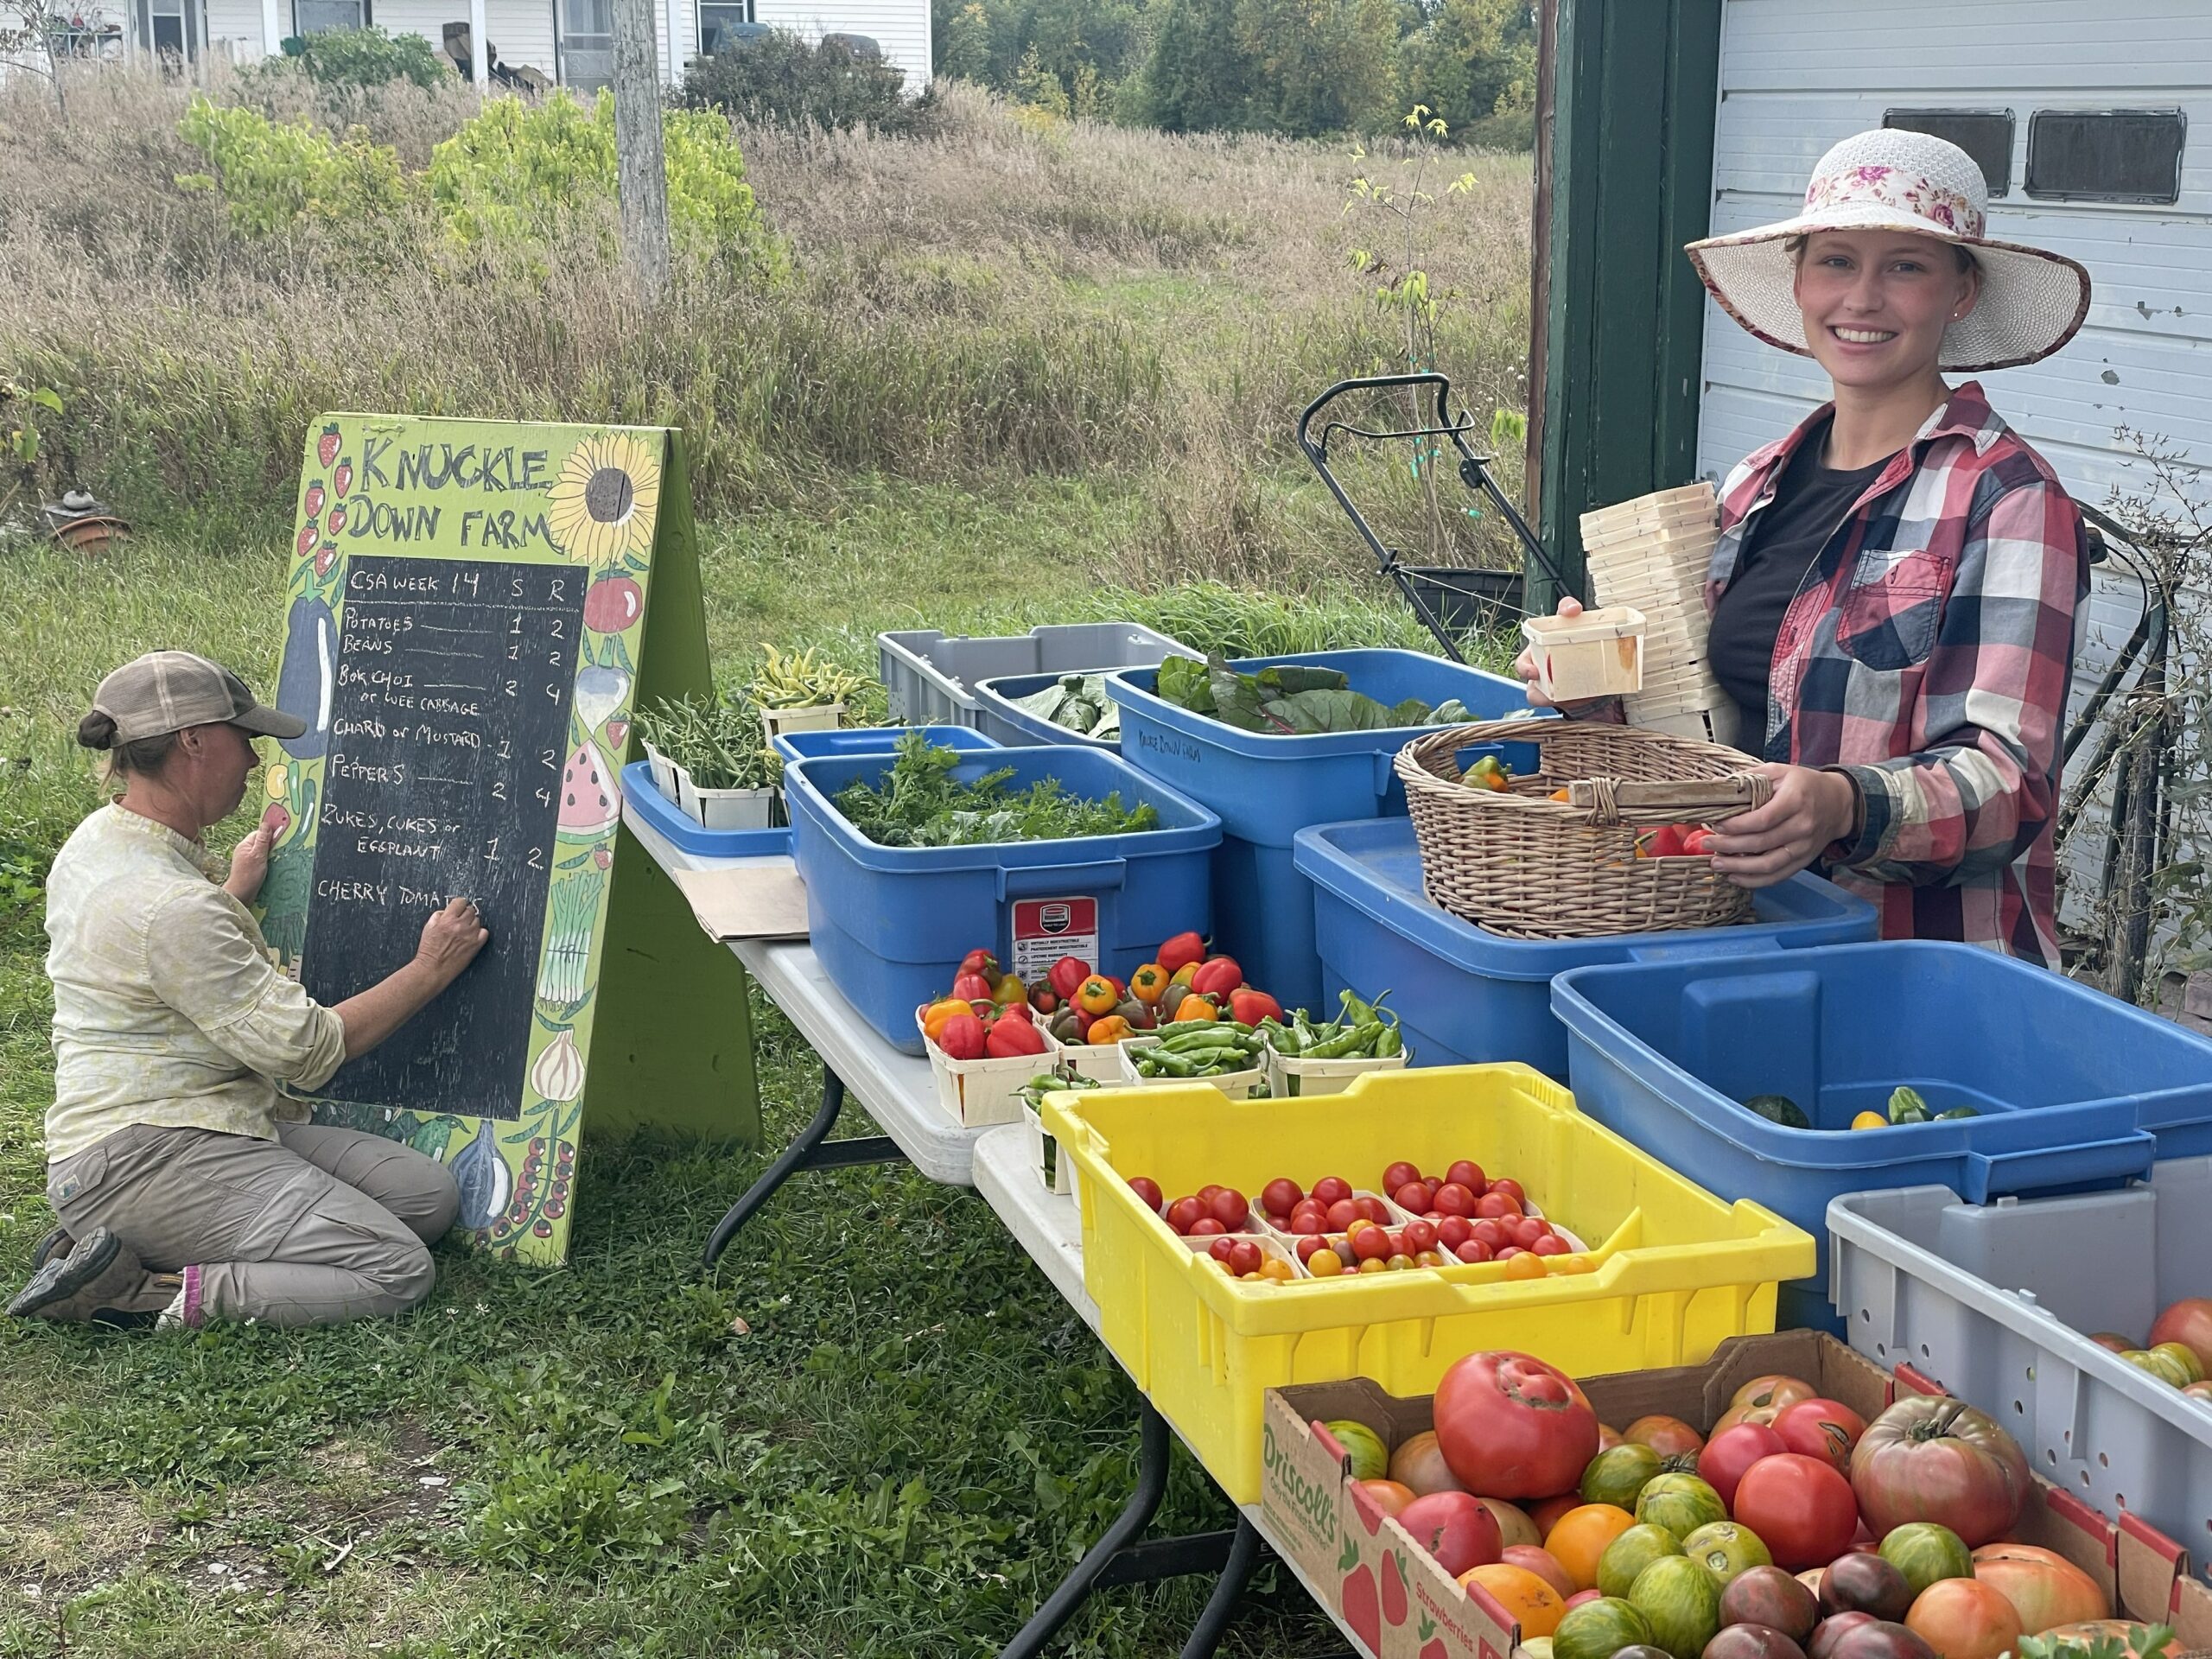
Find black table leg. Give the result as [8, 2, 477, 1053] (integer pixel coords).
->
[698, 1067, 905, 1270]
[1179, 1514, 1262, 1658]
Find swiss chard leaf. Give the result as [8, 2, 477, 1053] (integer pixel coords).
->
[1254, 664, 1349, 696]
[1156, 655, 1215, 715]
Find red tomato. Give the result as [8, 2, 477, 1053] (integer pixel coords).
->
[1509, 1216, 1548, 1249]
[1491, 1178, 1527, 1206]
[1475, 1191, 1522, 1219]
[1225, 1239, 1262, 1276]
[1849, 1397, 2030, 1548]
[1128, 1176, 1164, 1212]
[1295, 1235, 1328, 1263]
[1396, 1181, 1436, 1212]
[1313, 1176, 1352, 1207]
[1396, 1491, 1503, 1578]
[1697, 1422, 1788, 1509]
[1165, 1197, 1204, 1234]
[1904, 1577, 2022, 1659]
[1355, 1196, 1392, 1225]
[2148, 1298, 2212, 1375]
[1208, 1236, 1238, 1262]
[1433, 1351, 1599, 1499]
[1438, 1216, 1474, 1249]
[1325, 1198, 1359, 1230]
[1471, 1218, 1510, 1250]
[1434, 1183, 1478, 1217]
[1403, 1219, 1439, 1254]
[1382, 1160, 1424, 1193]
[1198, 1185, 1223, 1204]
[1290, 1211, 1326, 1236]
[1209, 1188, 1249, 1229]
[1456, 1240, 1494, 1263]
[1624, 1414, 1705, 1459]
[1262, 1178, 1303, 1215]
[1351, 1227, 1394, 1262]
[1732, 1453, 1859, 1570]
[1773, 1397, 1868, 1473]
[1495, 1246, 1524, 1260]
[1531, 1234, 1571, 1256]
[1446, 1160, 1487, 1192]
[1187, 1217, 1227, 1236]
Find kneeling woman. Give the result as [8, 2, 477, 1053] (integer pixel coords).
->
[15, 651, 488, 1329]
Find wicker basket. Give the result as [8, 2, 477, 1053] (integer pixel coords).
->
[1395, 720, 1772, 939]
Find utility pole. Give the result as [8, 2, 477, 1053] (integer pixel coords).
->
[610, 0, 671, 302]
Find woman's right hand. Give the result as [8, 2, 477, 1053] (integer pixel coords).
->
[416, 897, 490, 983]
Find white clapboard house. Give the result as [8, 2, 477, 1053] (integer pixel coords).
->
[1694, 0, 2212, 938]
[3, 0, 929, 98]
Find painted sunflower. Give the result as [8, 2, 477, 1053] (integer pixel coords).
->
[547, 432, 661, 566]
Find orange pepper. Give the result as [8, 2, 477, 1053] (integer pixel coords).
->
[1171, 995, 1219, 1023]
[1128, 963, 1169, 1005]
[922, 997, 972, 1043]
[1075, 976, 1121, 1016]
[1084, 1014, 1133, 1045]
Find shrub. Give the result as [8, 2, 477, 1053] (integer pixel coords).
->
[175, 92, 412, 236]
[282, 25, 451, 91]
[679, 28, 924, 134]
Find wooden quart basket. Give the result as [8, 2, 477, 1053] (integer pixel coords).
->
[1394, 720, 1770, 939]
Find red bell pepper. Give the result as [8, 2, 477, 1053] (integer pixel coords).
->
[937, 1014, 986, 1061]
[1048, 956, 1092, 1001]
[1228, 988, 1282, 1027]
[1190, 957, 1243, 999]
[985, 1015, 1047, 1058]
[950, 972, 995, 1003]
[1157, 931, 1207, 976]
[958, 948, 1001, 981]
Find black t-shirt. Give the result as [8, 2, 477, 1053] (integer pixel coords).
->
[1709, 420, 1894, 752]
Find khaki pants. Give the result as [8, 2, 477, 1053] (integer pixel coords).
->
[48, 1122, 459, 1327]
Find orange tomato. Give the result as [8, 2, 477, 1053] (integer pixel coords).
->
[1542, 1503, 1637, 1592]
[1504, 1252, 1548, 1281]
[1970, 1545, 2109, 1632]
[1906, 1576, 2023, 1659]
[1458, 1562, 1566, 1637]
[1355, 1478, 1417, 1519]
[1306, 1248, 1344, 1276]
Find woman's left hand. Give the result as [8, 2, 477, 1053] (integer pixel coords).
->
[225, 823, 276, 903]
[1700, 764, 1859, 888]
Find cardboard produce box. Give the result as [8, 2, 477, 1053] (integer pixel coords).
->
[1260, 1331, 2212, 1659]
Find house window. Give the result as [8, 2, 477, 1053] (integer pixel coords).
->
[295, 0, 366, 32]
[139, 0, 189, 57]
[2026, 110, 2187, 203]
[563, 0, 611, 41]
[1883, 110, 2015, 198]
[696, 0, 753, 54]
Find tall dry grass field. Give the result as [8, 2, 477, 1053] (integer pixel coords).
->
[0, 69, 1532, 584]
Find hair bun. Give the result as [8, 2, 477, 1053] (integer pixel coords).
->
[77, 711, 118, 750]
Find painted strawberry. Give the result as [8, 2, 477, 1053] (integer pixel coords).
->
[296, 522, 317, 557]
[303, 482, 326, 518]
[1339, 1536, 1382, 1655]
[315, 543, 337, 576]
[592, 845, 612, 870]
[327, 504, 346, 534]
[317, 422, 340, 467]
[604, 717, 630, 749]
[1383, 1550, 1409, 1627]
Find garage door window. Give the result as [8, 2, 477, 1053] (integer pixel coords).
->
[1884, 110, 2014, 198]
[2026, 110, 2186, 204]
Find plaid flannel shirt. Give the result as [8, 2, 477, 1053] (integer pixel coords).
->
[1707, 382, 2088, 968]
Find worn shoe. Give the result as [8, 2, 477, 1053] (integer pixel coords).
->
[29, 1225, 72, 1272]
[7, 1229, 176, 1325]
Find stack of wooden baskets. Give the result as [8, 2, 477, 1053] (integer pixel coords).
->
[1580, 482, 1735, 747]
[1394, 719, 1770, 939]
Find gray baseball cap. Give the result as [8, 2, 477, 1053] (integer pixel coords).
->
[89, 651, 307, 746]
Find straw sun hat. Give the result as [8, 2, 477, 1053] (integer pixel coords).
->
[1686, 129, 2092, 373]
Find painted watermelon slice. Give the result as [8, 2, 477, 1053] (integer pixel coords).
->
[558, 739, 620, 837]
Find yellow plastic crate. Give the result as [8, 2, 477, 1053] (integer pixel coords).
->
[1042, 1063, 1815, 1503]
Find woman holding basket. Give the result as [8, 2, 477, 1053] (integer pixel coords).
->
[1518, 130, 2094, 969]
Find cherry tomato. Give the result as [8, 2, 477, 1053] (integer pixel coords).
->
[1446, 1160, 1486, 1192]
[1491, 1179, 1527, 1206]
[1165, 1198, 1204, 1234]
[1355, 1196, 1392, 1225]
[1312, 1176, 1352, 1207]
[1208, 1236, 1238, 1262]
[1531, 1234, 1571, 1256]
[1290, 1211, 1326, 1236]
[1387, 1253, 1415, 1271]
[1295, 1235, 1327, 1262]
[1262, 1178, 1303, 1215]
[1292, 1197, 1326, 1219]
[1351, 1227, 1393, 1262]
[1386, 1231, 1408, 1256]
[1382, 1160, 1423, 1193]
[1503, 1252, 1548, 1280]
[1433, 1182, 1478, 1217]
[1471, 1218, 1510, 1250]
[1358, 1257, 1386, 1274]
[1438, 1216, 1474, 1249]
[1209, 1188, 1249, 1229]
[1188, 1217, 1226, 1236]
[1128, 1176, 1164, 1212]
[1416, 1249, 1446, 1267]
[1455, 1239, 1494, 1263]
[1226, 1240, 1262, 1276]
[1325, 1198, 1359, 1230]
[1508, 1216, 1548, 1249]
[1403, 1219, 1440, 1254]
[1474, 1191, 1522, 1219]
[1259, 1258, 1296, 1282]
[1395, 1181, 1436, 1213]
[1308, 1248, 1344, 1275]
[1495, 1245, 1523, 1259]
[1198, 1185, 1223, 1205]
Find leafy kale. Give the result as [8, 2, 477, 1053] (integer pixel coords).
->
[1154, 652, 1468, 735]
[829, 732, 1160, 848]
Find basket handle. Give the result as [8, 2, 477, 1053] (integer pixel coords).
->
[1566, 773, 1771, 824]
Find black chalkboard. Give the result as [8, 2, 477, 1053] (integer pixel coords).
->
[299, 556, 585, 1119]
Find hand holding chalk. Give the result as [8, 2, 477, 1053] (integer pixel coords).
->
[224, 823, 276, 904]
[416, 896, 491, 985]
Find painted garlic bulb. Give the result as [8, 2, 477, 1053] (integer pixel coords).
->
[530, 1029, 585, 1103]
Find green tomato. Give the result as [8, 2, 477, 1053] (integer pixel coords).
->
[1878, 1521, 1973, 1598]
[1634, 1473, 1726, 1541]
[1679, 1521, 1771, 1588]
[1325, 1419, 1389, 1483]
[1627, 1554, 1722, 1659]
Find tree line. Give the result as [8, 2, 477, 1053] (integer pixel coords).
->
[933, 0, 1535, 143]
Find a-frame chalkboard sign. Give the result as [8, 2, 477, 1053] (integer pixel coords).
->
[255, 414, 757, 1265]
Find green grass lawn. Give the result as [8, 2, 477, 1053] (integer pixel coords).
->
[0, 480, 1502, 1658]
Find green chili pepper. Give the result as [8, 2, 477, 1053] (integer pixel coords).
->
[1306, 1020, 1384, 1059]
[1338, 988, 1376, 1027]
[1138, 1050, 1199, 1077]
[1373, 1025, 1402, 1058]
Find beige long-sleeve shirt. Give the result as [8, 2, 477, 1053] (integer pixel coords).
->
[43, 804, 346, 1164]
